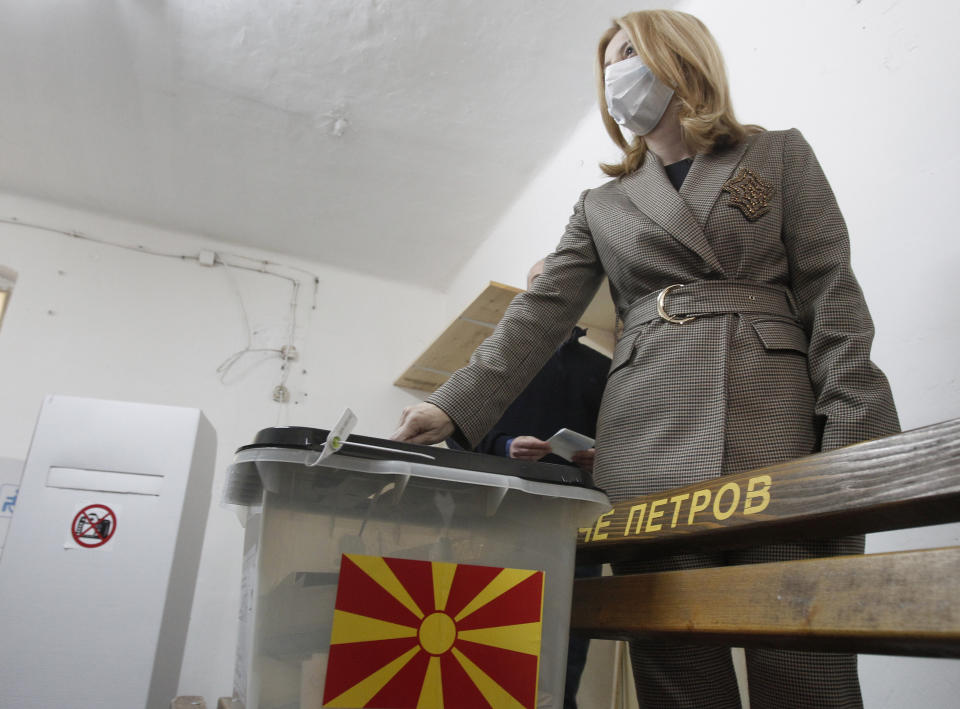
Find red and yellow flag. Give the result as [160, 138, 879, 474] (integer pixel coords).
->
[322, 554, 545, 708]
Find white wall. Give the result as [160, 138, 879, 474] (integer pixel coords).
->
[0, 192, 445, 703]
[450, 0, 960, 706]
[444, 110, 621, 315]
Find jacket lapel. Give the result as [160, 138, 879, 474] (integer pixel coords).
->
[618, 150, 725, 274]
[680, 138, 751, 229]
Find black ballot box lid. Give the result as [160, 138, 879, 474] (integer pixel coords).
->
[238, 426, 597, 489]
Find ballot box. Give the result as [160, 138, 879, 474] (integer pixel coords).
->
[225, 427, 610, 709]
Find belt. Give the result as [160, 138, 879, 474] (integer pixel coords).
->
[620, 280, 798, 332]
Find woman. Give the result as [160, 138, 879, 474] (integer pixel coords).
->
[393, 9, 898, 708]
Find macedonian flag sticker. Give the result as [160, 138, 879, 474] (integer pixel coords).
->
[322, 554, 545, 708]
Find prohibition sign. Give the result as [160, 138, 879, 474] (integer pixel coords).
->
[71, 504, 117, 548]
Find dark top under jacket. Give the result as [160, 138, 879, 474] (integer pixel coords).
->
[664, 157, 694, 190]
[457, 327, 610, 468]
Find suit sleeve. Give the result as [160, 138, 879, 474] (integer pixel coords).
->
[780, 128, 900, 450]
[426, 190, 605, 448]
[444, 430, 510, 456]
[475, 431, 512, 457]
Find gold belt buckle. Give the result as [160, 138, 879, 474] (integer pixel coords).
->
[657, 284, 696, 325]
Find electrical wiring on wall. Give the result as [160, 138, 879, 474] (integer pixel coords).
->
[0, 216, 320, 412]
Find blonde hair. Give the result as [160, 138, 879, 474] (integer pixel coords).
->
[596, 10, 760, 177]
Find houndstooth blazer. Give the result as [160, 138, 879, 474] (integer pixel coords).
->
[428, 129, 900, 503]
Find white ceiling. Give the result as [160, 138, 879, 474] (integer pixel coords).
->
[0, 0, 643, 287]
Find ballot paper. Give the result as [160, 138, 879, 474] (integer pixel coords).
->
[317, 408, 357, 463]
[546, 428, 595, 462]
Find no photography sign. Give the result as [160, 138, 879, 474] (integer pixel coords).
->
[71, 504, 117, 548]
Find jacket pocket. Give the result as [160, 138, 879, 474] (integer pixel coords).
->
[608, 333, 639, 377]
[750, 317, 809, 354]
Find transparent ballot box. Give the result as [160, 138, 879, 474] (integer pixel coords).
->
[224, 427, 610, 709]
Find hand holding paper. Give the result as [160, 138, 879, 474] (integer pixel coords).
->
[545, 428, 596, 462]
[508, 436, 553, 461]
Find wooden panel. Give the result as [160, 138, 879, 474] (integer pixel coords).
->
[413, 318, 492, 372]
[578, 277, 616, 331]
[395, 282, 512, 392]
[571, 546, 960, 658]
[576, 418, 960, 564]
[395, 280, 616, 393]
[461, 281, 522, 323]
[393, 367, 449, 392]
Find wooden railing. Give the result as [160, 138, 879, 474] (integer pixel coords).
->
[570, 418, 960, 658]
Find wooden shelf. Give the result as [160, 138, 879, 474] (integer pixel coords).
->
[395, 280, 616, 392]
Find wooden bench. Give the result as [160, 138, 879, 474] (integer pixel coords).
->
[571, 418, 960, 658]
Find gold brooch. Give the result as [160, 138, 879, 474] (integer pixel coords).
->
[722, 168, 773, 221]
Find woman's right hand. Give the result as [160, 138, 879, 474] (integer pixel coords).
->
[390, 402, 455, 444]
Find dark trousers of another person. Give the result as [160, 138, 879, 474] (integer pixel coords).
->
[564, 563, 601, 709]
[611, 537, 864, 709]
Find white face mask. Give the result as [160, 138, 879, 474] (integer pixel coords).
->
[604, 56, 675, 136]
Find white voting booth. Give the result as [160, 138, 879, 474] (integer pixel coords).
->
[0, 457, 23, 552]
[0, 395, 216, 709]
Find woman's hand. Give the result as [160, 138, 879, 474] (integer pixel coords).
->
[508, 436, 552, 461]
[390, 403, 455, 444]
